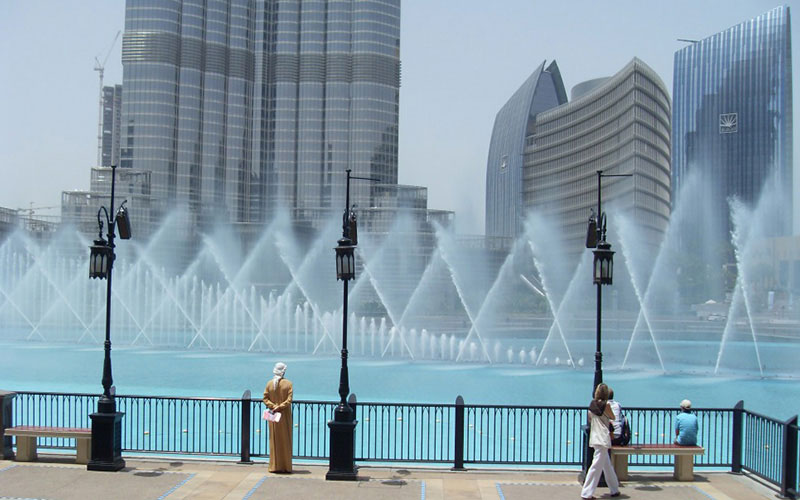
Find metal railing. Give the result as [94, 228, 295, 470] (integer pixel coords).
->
[118, 395, 242, 455]
[3, 391, 798, 498]
[354, 399, 455, 463]
[740, 409, 798, 499]
[462, 403, 584, 465]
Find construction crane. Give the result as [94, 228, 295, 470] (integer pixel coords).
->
[94, 30, 122, 166]
[16, 204, 59, 217]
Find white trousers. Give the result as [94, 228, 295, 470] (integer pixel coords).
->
[581, 446, 620, 498]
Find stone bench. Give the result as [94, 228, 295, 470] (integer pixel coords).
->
[5, 426, 91, 465]
[610, 444, 705, 481]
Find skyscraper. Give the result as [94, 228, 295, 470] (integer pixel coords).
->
[523, 58, 671, 258]
[100, 84, 122, 167]
[120, 0, 400, 228]
[672, 6, 793, 238]
[485, 60, 567, 239]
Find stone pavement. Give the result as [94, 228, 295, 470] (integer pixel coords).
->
[0, 456, 781, 499]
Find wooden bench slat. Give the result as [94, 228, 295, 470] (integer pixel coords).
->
[8, 426, 91, 434]
[611, 444, 704, 451]
[6, 427, 91, 439]
[611, 445, 704, 456]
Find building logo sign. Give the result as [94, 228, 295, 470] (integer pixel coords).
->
[500, 154, 508, 171]
[719, 113, 738, 134]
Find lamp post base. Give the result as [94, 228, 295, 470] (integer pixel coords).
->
[326, 419, 357, 480]
[87, 410, 125, 472]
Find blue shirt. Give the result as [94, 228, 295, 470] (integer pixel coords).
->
[675, 412, 699, 445]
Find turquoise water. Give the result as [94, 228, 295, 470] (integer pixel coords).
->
[2, 340, 798, 420]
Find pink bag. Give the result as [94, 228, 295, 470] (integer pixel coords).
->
[262, 409, 282, 422]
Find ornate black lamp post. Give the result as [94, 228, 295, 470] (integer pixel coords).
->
[590, 213, 614, 393]
[580, 170, 630, 482]
[585, 169, 629, 395]
[327, 169, 377, 481]
[87, 164, 131, 472]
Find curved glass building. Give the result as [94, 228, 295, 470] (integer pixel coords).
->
[523, 58, 672, 256]
[672, 6, 793, 238]
[120, 0, 400, 228]
[485, 60, 567, 239]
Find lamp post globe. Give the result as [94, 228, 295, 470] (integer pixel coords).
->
[89, 240, 112, 279]
[335, 238, 355, 281]
[592, 241, 614, 286]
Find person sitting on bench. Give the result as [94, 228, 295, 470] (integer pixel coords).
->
[674, 399, 698, 446]
[608, 388, 630, 446]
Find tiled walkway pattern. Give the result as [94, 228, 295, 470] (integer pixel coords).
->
[0, 458, 779, 500]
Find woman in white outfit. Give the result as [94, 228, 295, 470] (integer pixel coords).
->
[581, 383, 620, 499]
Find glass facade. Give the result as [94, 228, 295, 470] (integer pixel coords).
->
[485, 60, 567, 238]
[524, 58, 672, 257]
[101, 85, 123, 167]
[672, 6, 793, 238]
[120, 0, 400, 227]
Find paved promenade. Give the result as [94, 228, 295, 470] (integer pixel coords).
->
[0, 456, 780, 499]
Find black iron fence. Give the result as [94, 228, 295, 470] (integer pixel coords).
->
[462, 401, 585, 465]
[3, 391, 798, 498]
[739, 407, 798, 499]
[351, 399, 455, 463]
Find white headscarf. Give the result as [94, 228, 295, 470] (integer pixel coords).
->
[272, 362, 287, 390]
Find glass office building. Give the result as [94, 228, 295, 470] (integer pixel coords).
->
[672, 6, 793, 238]
[120, 0, 400, 227]
[485, 60, 567, 239]
[523, 58, 671, 258]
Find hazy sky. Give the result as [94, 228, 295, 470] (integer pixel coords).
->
[2, 1, 798, 234]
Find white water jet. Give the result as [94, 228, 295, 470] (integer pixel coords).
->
[523, 215, 578, 369]
[1, 185, 797, 378]
[615, 215, 666, 372]
[715, 197, 768, 377]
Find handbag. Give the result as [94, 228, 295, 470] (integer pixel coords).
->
[589, 412, 612, 448]
[262, 409, 282, 422]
